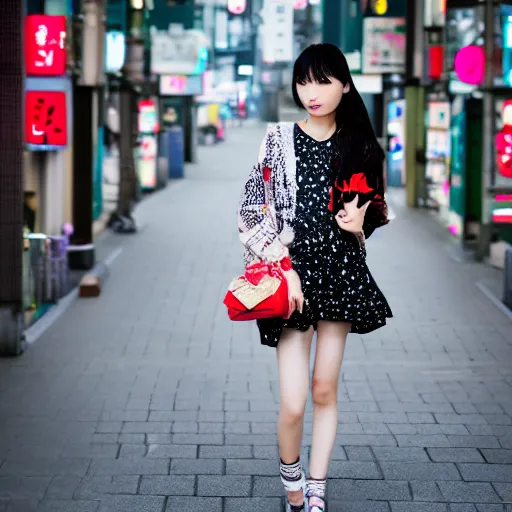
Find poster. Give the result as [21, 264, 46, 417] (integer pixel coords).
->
[25, 91, 67, 148]
[362, 17, 406, 74]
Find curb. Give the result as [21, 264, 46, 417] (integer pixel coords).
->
[23, 246, 124, 346]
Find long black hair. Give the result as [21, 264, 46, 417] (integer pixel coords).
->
[292, 43, 388, 235]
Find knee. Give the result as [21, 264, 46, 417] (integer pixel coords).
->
[280, 403, 306, 426]
[311, 378, 337, 407]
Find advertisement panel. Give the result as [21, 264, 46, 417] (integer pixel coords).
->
[362, 17, 406, 74]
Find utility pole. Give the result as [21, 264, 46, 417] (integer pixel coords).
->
[0, 0, 24, 356]
[108, 0, 143, 234]
[476, 0, 496, 261]
[404, 0, 426, 208]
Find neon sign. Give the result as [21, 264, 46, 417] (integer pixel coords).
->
[25, 91, 67, 148]
[25, 15, 67, 76]
[454, 45, 485, 85]
[496, 100, 512, 179]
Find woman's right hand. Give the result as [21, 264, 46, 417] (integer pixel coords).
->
[283, 269, 304, 319]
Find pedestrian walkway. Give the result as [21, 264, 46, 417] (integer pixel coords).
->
[0, 122, 511, 512]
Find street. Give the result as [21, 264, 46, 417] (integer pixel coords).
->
[1, 122, 512, 512]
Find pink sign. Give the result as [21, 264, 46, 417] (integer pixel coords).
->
[454, 45, 485, 85]
[227, 0, 246, 14]
[294, 0, 308, 9]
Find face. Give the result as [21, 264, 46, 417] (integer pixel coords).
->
[296, 76, 350, 118]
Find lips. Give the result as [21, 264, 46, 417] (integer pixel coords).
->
[309, 105, 322, 110]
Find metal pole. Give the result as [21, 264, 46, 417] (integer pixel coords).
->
[476, 0, 496, 261]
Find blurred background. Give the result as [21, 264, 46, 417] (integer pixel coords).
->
[1, 0, 512, 355]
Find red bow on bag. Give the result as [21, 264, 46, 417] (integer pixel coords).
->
[223, 261, 289, 321]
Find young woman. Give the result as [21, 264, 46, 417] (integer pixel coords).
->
[237, 44, 393, 512]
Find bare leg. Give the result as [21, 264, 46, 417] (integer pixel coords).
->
[307, 321, 350, 508]
[277, 326, 314, 506]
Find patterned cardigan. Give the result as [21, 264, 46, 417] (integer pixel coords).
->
[237, 122, 390, 266]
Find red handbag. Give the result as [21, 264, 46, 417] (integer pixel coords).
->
[223, 260, 289, 321]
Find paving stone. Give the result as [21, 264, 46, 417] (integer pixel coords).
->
[0, 476, 51, 500]
[172, 434, 224, 445]
[118, 434, 145, 444]
[97, 495, 165, 512]
[380, 462, 460, 481]
[437, 481, 502, 503]
[480, 449, 512, 464]
[96, 422, 123, 434]
[253, 476, 282, 496]
[146, 444, 197, 458]
[372, 447, 429, 462]
[253, 446, 279, 460]
[492, 482, 512, 502]
[171, 458, 223, 475]
[225, 434, 277, 445]
[226, 459, 277, 476]
[395, 435, 451, 448]
[435, 414, 487, 425]
[458, 463, 512, 482]
[36, 500, 100, 512]
[410, 481, 444, 501]
[416, 425, 469, 436]
[390, 503, 448, 512]
[427, 448, 484, 463]
[337, 434, 397, 446]
[139, 475, 195, 495]
[199, 445, 252, 459]
[447, 505, 477, 512]
[4, 499, 40, 512]
[475, 505, 508, 512]
[166, 497, 222, 512]
[0, 458, 90, 478]
[407, 413, 436, 424]
[224, 498, 282, 512]
[119, 444, 146, 458]
[74, 476, 139, 499]
[87, 459, 168, 476]
[122, 423, 171, 434]
[101, 411, 148, 422]
[197, 475, 251, 496]
[45, 476, 82, 499]
[329, 479, 410, 501]
[344, 446, 374, 461]
[328, 501, 391, 512]
[448, 436, 500, 449]
[328, 461, 382, 479]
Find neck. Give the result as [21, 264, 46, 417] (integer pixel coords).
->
[304, 112, 337, 139]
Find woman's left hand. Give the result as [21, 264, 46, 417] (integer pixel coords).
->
[335, 194, 370, 233]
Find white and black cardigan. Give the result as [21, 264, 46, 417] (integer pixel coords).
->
[237, 122, 390, 266]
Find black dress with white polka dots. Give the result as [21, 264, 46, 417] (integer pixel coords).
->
[257, 124, 392, 347]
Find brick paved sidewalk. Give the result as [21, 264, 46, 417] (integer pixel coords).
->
[0, 123, 511, 512]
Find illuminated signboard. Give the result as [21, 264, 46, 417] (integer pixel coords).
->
[159, 75, 203, 96]
[105, 31, 126, 74]
[138, 99, 159, 134]
[138, 135, 157, 189]
[25, 15, 67, 76]
[25, 91, 67, 149]
[454, 45, 485, 85]
[228, 0, 247, 14]
[294, 0, 308, 9]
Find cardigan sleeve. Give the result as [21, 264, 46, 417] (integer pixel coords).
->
[361, 140, 390, 239]
[237, 129, 290, 263]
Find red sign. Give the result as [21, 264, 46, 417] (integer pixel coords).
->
[25, 91, 67, 147]
[25, 15, 67, 76]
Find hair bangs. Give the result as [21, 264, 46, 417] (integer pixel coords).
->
[294, 55, 334, 86]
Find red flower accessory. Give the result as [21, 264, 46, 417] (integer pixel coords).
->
[338, 173, 374, 194]
[263, 166, 271, 182]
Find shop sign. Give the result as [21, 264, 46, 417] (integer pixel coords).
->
[25, 91, 67, 149]
[105, 31, 126, 74]
[138, 99, 159, 133]
[150, 25, 209, 75]
[362, 17, 406, 74]
[261, 0, 294, 64]
[25, 15, 67, 76]
[159, 74, 203, 96]
[138, 135, 157, 189]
